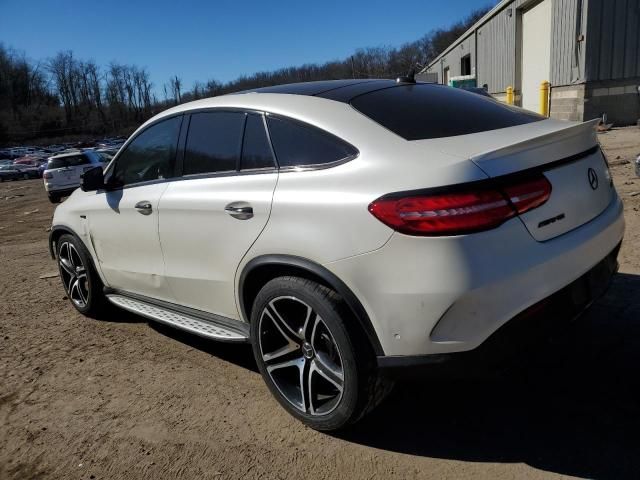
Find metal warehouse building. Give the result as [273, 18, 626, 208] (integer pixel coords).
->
[419, 0, 640, 125]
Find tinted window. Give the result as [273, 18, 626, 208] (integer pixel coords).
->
[48, 155, 90, 169]
[184, 111, 244, 175]
[351, 84, 543, 140]
[241, 114, 275, 170]
[267, 116, 357, 168]
[112, 116, 181, 186]
[97, 152, 114, 163]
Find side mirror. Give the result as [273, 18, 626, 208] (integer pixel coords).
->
[80, 166, 104, 192]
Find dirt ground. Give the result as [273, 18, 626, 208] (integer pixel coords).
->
[1, 127, 640, 480]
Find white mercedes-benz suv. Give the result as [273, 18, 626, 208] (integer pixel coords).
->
[49, 79, 625, 430]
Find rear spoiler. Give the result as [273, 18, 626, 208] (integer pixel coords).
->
[470, 119, 600, 177]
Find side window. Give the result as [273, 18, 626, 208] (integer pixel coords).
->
[183, 111, 244, 175]
[266, 116, 357, 168]
[66, 155, 91, 167]
[112, 116, 181, 187]
[49, 155, 88, 169]
[240, 114, 275, 170]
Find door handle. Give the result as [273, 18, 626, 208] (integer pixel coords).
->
[224, 202, 253, 220]
[135, 200, 153, 215]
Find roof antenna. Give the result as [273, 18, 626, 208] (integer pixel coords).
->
[396, 68, 416, 84]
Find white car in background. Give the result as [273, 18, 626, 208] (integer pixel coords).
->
[48, 79, 624, 430]
[43, 150, 108, 203]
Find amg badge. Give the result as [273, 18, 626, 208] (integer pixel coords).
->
[538, 213, 566, 229]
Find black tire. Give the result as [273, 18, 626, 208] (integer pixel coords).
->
[56, 233, 109, 319]
[48, 193, 60, 204]
[250, 276, 392, 431]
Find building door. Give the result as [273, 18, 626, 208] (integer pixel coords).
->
[443, 67, 450, 86]
[521, 0, 552, 112]
[461, 55, 471, 76]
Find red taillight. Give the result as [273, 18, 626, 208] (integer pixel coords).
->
[369, 175, 552, 236]
[502, 176, 552, 214]
[43, 172, 53, 179]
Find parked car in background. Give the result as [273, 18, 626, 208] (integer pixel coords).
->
[0, 165, 22, 182]
[49, 79, 624, 431]
[43, 150, 108, 203]
[14, 156, 42, 165]
[12, 162, 42, 179]
[38, 161, 49, 177]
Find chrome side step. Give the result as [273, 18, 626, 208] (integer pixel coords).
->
[106, 294, 249, 343]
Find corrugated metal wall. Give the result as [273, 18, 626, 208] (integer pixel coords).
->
[430, 35, 476, 82]
[476, 5, 516, 91]
[585, 0, 640, 81]
[425, 0, 591, 93]
[551, 0, 586, 85]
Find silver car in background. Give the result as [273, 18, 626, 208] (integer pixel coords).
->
[43, 150, 108, 203]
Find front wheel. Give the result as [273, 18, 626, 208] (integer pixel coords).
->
[56, 234, 109, 318]
[250, 276, 392, 431]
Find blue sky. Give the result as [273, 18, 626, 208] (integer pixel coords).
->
[2, 0, 491, 93]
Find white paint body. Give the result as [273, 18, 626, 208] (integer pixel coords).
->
[51, 92, 624, 358]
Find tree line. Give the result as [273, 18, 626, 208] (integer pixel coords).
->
[0, 5, 490, 145]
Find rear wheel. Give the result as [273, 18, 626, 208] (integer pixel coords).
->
[56, 233, 109, 318]
[250, 276, 392, 431]
[48, 193, 60, 204]
[22, 173, 29, 180]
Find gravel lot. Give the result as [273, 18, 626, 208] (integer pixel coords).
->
[1, 127, 640, 480]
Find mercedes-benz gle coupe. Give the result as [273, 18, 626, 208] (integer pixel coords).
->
[49, 79, 624, 430]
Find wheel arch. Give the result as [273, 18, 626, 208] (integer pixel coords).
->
[49, 225, 77, 259]
[238, 254, 384, 356]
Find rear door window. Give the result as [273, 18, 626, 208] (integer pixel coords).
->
[48, 155, 90, 169]
[183, 111, 245, 175]
[351, 84, 543, 140]
[240, 114, 275, 170]
[266, 116, 357, 168]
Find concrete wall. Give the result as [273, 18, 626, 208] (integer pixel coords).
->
[584, 78, 640, 125]
[549, 80, 640, 125]
[550, 85, 586, 121]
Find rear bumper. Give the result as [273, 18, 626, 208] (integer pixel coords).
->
[327, 193, 625, 357]
[376, 242, 620, 373]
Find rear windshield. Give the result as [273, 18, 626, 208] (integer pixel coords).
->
[351, 84, 543, 140]
[48, 155, 89, 169]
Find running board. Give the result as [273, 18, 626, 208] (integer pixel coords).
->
[106, 294, 249, 343]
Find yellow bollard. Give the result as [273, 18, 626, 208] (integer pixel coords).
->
[506, 86, 514, 105]
[539, 81, 550, 117]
